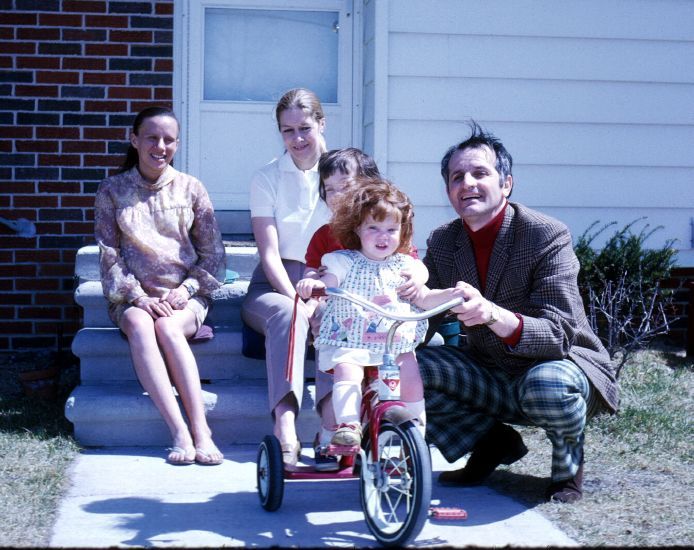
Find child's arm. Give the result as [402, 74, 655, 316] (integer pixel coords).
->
[397, 258, 429, 300]
[412, 282, 465, 310]
[296, 271, 339, 300]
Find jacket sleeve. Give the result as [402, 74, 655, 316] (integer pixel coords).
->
[505, 224, 583, 360]
[94, 181, 146, 304]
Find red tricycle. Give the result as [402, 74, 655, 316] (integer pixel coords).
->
[256, 287, 463, 547]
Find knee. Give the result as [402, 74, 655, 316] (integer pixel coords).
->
[120, 309, 154, 340]
[153, 316, 185, 344]
[268, 304, 309, 335]
[519, 363, 588, 427]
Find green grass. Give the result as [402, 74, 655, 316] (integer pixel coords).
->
[0, 348, 691, 547]
[487, 346, 693, 547]
[0, 354, 80, 548]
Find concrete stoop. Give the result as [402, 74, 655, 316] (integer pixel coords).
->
[66, 381, 321, 446]
[71, 327, 273, 382]
[67, 244, 321, 447]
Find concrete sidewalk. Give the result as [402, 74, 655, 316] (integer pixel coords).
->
[50, 445, 577, 548]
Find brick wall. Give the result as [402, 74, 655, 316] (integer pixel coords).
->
[0, 0, 174, 351]
[665, 267, 694, 353]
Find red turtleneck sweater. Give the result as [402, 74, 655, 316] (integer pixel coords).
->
[463, 202, 523, 346]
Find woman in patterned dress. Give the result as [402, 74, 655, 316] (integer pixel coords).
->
[95, 107, 226, 465]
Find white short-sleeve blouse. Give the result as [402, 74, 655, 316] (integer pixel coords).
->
[249, 151, 331, 262]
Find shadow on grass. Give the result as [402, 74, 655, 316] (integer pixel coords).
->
[0, 356, 78, 439]
[484, 470, 549, 508]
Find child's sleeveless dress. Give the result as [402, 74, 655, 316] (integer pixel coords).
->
[315, 250, 428, 371]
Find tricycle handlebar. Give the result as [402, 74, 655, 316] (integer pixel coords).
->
[313, 287, 463, 321]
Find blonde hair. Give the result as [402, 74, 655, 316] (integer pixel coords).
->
[275, 88, 325, 130]
[331, 176, 414, 254]
[275, 88, 327, 154]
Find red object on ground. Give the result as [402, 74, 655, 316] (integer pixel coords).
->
[429, 506, 468, 520]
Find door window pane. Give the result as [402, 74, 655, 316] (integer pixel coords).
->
[204, 8, 339, 103]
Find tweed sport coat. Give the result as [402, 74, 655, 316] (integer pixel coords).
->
[423, 202, 619, 413]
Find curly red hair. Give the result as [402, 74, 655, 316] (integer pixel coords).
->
[330, 176, 414, 254]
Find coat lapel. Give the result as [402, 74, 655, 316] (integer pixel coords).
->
[453, 224, 480, 289]
[484, 205, 515, 298]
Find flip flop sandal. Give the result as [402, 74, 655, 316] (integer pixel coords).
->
[195, 447, 224, 465]
[166, 446, 195, 465]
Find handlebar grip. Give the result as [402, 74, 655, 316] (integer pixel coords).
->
[311, 288, 327, 298]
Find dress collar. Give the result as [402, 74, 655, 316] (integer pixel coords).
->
[130, 164, 177, 191]
[278, 150, 319, 174]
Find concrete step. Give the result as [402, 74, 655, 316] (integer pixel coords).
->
[72, 327, 315, 383]
[75, 244, 259, 284]
[65, 380, 321, 446]
[75, 279, 249, 328]
[68, 243, 328, 449]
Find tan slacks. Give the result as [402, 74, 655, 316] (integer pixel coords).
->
[241, 259, 332, 416]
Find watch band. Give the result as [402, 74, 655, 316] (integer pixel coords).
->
[183, 282, 196, 297]
[484, 303, 500, 326]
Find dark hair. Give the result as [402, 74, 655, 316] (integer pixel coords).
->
[331, 176, 414, 254]
[118, 106, 179, 174]
[440, 120, 513, 194]
[318, 148, 380, 202]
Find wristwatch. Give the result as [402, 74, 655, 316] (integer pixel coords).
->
[182, 282, 196, 297]
[484, 303, 500, 326]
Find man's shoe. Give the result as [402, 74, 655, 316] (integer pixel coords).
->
[545, 463, 584, 503]
[438, 422, 528, 486]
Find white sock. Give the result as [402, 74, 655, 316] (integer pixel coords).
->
[332, 381, 361, 425]
[405, 399, 426, 438]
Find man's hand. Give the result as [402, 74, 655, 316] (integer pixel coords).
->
[397, 261, 429, 301]
[450, 282, 493, 326]
[397, 270, 420, 300]
[450, 281, 518, 337]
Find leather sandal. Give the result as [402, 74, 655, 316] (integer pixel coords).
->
[166, 446, 195, 465]
[281, 439, 301, 467]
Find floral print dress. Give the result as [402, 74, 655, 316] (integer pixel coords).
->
[94, 166, 225, 325]
[315, 250, 428, 366]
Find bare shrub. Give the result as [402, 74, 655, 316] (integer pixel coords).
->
[574, 219, 679, 376]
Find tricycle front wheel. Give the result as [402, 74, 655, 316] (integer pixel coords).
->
[360, 420, 432, 546]
[257, 435, 284, 511]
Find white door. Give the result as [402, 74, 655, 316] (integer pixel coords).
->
[175, 0, 356, 223]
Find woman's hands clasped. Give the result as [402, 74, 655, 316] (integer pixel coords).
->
[134, 286, 191, 319]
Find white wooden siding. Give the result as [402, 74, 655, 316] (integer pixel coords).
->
[374, 0, 694, 264]
[361, 0, 377, 157]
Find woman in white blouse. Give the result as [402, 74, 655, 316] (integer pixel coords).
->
[241, 88, 332, 467]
